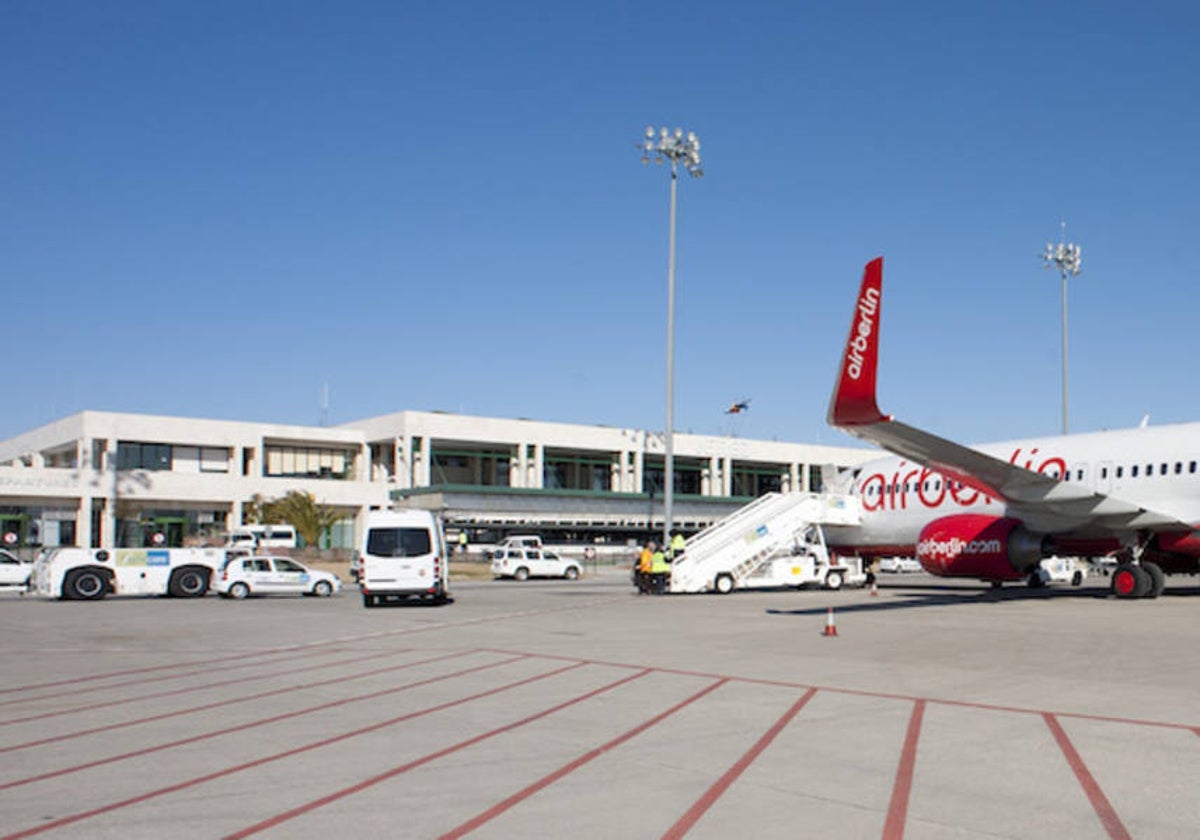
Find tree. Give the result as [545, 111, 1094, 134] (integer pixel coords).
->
[272, 490, 341, 549]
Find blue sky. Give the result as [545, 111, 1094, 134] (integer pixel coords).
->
[3, 1, 1198, 448]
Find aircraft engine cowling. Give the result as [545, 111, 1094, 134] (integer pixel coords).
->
[916, 515, 1044, 581]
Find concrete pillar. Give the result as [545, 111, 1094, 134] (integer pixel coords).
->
[633, 449, 644, 494]
[76, 496, 92, 548]
[513, 442, 527, 489]
[722, 457, 733, 496]
[418, 436, 432, 486]
[230, 499, 243, 528]
[790, 463, 801, 493]
[531, 444, 544, 489]
[396, 437, 410, 488]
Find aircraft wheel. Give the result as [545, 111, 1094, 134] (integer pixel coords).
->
[1111, 563, 1150, 599]
[1142, 562, 1165, 598]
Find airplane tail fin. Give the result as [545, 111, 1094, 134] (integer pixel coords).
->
[827, 257, 891, 427]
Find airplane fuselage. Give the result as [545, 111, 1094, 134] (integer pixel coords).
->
[827, 422, 1200, 573]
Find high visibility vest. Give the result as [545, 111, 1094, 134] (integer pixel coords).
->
[650, 551, 670, 574]
[639, 549, 654, 572]
[670, 534, 686, 555]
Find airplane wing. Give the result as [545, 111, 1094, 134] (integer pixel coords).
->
[826, 258, 1187, 533]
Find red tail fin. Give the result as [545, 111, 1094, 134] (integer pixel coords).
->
[827, 257, 890, 427]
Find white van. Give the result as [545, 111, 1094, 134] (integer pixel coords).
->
[225, 525, 297, 551]
[358, 510, 449, 607]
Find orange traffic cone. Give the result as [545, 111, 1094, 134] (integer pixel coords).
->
[822, 607, 838, 637]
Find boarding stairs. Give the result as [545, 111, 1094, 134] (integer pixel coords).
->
[668, 492, 862, 594]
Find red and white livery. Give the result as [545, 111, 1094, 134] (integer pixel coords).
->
[825, 257, 1200, 598]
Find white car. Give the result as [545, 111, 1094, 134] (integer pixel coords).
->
[878, 556, 923, 573]
[491, 547, 581, 581]
[215, 555, 341, 599]
[0, 549, 31, 589]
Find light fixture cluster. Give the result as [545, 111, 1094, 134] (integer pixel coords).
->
[1041, 240, 1082, 278]
[640, 126, 703, 177]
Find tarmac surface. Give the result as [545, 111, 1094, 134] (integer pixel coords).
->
[2, 568, 1199, 839]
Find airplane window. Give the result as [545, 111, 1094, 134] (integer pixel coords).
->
[1116, 466, 1123, 478]
[1175, 463, 1182, 474]
[1191, 461, 1198, 474]
[1063, 472, 1069, 482]
[1132, 465, 1139, 477]
[1101, 467, 1108, 479]
[1161, 464, 1168, 475]
[1076, 470, 1083, 480]
[1146, 464, 1153, 475]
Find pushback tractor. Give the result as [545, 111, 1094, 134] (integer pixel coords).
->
[31, 547, 224, 600]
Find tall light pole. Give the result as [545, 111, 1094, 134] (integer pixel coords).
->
[641, 126, 702, 549]
[1041, 222, 1083, 434]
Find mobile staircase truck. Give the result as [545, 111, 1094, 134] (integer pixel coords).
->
[30, 547, 224, 600]
[667, 492, 865, 594]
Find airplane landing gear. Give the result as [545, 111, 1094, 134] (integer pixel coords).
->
[1111, 563, 1151, 598]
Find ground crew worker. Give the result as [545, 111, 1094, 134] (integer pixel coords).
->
[637, 542, 655, 594]
[650, 544, 671, 594]
[669, 531, 686, 561]
[458, 530, 468, 555]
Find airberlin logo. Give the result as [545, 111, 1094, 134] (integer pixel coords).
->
[845, 287, 880, 381]
[917, 536, 1002, 559]
[858, 448, 1066, 513]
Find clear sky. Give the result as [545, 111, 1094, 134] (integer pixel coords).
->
[4, 1, 1198, 448]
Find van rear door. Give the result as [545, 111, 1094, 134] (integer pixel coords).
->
[364, 524, 435, 590]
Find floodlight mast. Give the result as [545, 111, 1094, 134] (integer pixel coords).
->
[640, 126, 702, 549]
[1041, 222, 1083, 434]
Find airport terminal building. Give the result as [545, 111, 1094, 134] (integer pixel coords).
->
[0, 410, 873, 551]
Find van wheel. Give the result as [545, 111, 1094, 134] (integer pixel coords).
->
[169, 567, 210, 598]
[228, 582, 250, 600]
[312, 580, 333, 597]
[564, 566, 580, 580]
[514, 567, 530, 581]
[64, 568, 107, 600]
[363, 593, 377, 608]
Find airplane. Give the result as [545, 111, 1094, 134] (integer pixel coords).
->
[823, 257, 1200, 599]
[725, 399, 752, 415]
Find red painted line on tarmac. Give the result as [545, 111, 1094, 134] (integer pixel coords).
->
[0, 646, 416, 730]
[0, 640, 357, 698]
[0, 595, 621, 701]
[882, 699, 925, 840]
[1, 659, 587, 840]
[0, 649, 478, 769]
[479, 647, 1200, 734]
[441, 679, 730, 840]
[662, 687, 817, 840]
[1044, 714, 1132, 840]
[230, 668, 666, 840]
